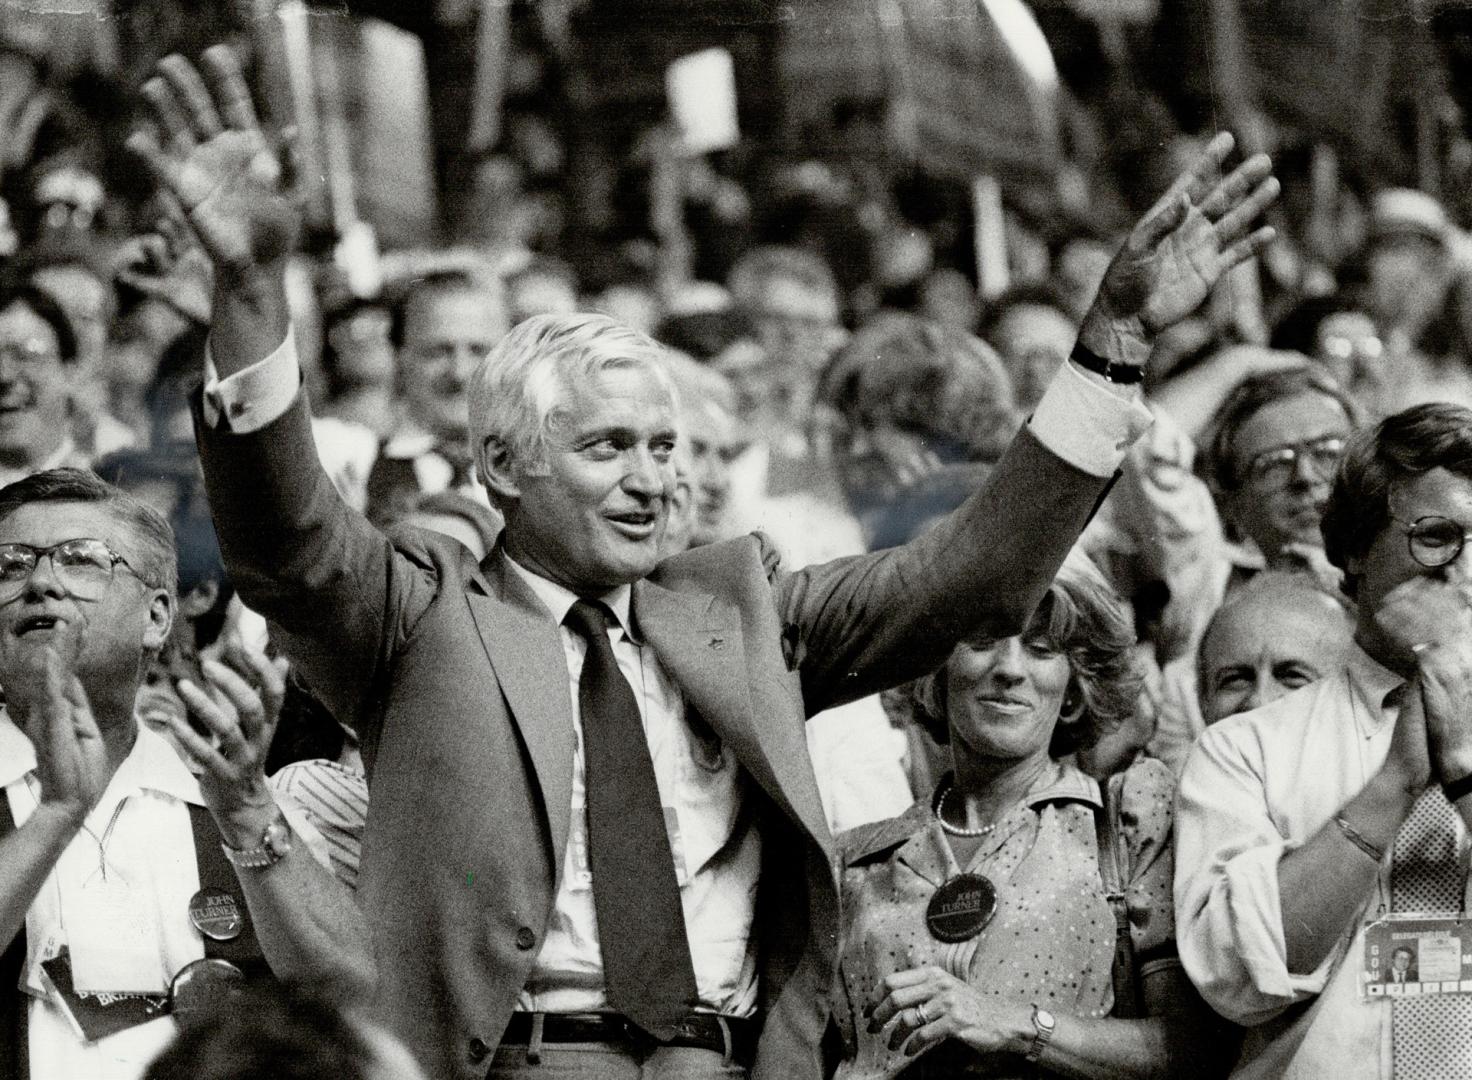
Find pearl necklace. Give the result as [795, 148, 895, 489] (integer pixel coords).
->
[935, 785, 998, 837]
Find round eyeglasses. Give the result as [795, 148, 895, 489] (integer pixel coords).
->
[1243, 436, 1346, 488]
[1388, 515, 1472, 569]
[0, 538, 149, 603]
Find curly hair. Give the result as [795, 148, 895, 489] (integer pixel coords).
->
[907, 552, 1142, 758]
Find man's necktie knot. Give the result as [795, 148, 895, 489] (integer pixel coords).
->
[565, 598, 614, 643]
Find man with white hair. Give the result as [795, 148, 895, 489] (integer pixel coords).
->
[132, 48, 1278, 1080]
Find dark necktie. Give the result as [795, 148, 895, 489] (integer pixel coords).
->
[564, 599, 699, 1038]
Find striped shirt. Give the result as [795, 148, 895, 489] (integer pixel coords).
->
[269, 759, 368, 889]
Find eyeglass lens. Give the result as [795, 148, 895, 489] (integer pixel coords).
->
[1407, 517, 1468, 568]
[1249, 438, 1345, 485]
[0, 540, 118, 601]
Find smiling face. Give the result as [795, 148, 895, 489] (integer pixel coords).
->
[497, 365, 678, 594]
[943, 614, 1076, 766]
[1226, 391, 1353, 556]
[1198, 586, 1354, 723]
[0, 500, 172, 713]
[0, 302, 72, 468]
[399, 287, 505, 441]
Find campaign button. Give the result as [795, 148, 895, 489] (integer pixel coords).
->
[188, 887, 243, 941]
[169, 958, 246, 1027]
[926, 873, 998, 943]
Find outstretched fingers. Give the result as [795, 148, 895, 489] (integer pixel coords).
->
[1172, 131, 1235, 207]
[176, 676, 249, 765]
[1219, 225, 1279, 272]
[158, 54, 223, 142]
[1213, 174, 1281, 245]
[1198, 152, 1274, 222]
[202, 45, 260, 133]
[140, 75, 196, 156]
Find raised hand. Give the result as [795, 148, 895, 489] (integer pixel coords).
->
[1086, 133, 1279, 357]
[127, 48, 298, 280]
[16, 647, 111, 824]
[165, 644, 290, 848]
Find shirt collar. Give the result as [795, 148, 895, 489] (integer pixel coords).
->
[1023, 760, 1103, 811]
[0, 710, 203, 805]
[1346, 639, 1407, 730]
[502, 552, 637, 641]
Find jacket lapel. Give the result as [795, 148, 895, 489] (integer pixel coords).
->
[465, 554, 576, 872]
[634, 579, 831, 848]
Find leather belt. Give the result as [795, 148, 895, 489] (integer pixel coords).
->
[501, 1011, 757, 1065]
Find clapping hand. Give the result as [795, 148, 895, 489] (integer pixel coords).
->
[127, 49, 298, 281]
[1375, 574, 1472, 784]
[12, 646, 111, 825]
[1084, 133, 1279, 362]
[164, 644, 290, 849]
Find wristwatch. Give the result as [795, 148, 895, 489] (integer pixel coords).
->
[221, 812, 293, 869]
[1024, 1005, 1056, 1062]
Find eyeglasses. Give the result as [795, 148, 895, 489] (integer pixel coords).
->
[0, 538, 148, 603]
[1389, 515, 1472, 569]
[1242, 436, 1346, 488]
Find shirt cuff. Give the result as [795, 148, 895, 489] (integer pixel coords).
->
[1028, 360, 1155, 478]
[202, 330, 301, 434]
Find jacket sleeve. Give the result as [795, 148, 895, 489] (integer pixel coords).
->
[774, 426, 1119, 716]
[194, 390, 450, 738]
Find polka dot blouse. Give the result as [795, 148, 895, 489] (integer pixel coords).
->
[830, 758, 1177, 1080]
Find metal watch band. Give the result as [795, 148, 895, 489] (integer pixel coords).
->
[220, 813, 290, 869]
[1025, 1005, 1056, 1062]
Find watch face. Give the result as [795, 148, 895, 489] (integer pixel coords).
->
[1036, 1008, 1056, 1031]
[264, 817, 293, 856]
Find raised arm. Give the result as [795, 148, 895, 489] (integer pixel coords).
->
[127, 50, 443, 727]
[785, 137, 1280, 711]
[166, 645, 375, 999]
[128, 48, 295, 371]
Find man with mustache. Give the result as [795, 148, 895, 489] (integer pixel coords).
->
[132, 47, 1278, 1080]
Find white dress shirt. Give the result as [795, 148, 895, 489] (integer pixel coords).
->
[1173, 644, 1465, 1080]
[502, 556, 761, 1016]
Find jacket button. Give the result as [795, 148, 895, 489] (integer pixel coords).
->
[468, 1037, 489, 1063]
[515, 926, 537, 951]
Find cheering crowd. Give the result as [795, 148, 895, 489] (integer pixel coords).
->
[5, 16, 1472, 1080]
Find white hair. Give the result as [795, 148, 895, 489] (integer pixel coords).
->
[468, 312, 678, 480]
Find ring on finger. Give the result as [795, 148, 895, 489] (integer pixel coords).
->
[916, 1001, 931, 1025]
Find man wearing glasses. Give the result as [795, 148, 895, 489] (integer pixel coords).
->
[1177, 402, 1472, 1078]
[1203, 366, 1365, 589]
[0, 469, 373, 1079]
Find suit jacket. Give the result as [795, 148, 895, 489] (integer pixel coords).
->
[195, 395, 1113, 1080]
